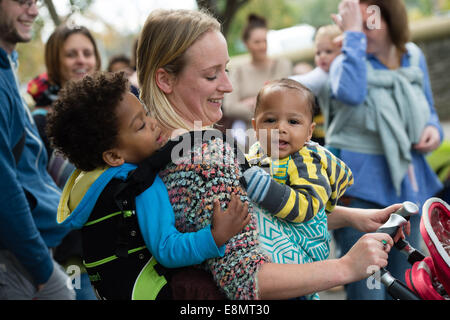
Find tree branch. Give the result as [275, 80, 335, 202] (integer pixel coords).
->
[43, 0, 61, 26]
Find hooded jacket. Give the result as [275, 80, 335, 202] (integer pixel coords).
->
[0, 47, 69, 285]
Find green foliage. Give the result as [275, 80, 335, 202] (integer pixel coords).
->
[405, 0, 434, 15]
[16, 38, 45, 85]
[15, 0, 449, 80]
[296, 0, 341, 28]
[405, 0, 450, 15]
[227, 0, 302, 56]
[225, 0, 449, 56]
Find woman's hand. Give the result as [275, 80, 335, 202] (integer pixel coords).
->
[211, 194, 251, 248]
[413, 125, 441, 153]
[340, 233, 393, 282]
[349, 204, 411, 242]
[331, 0, 363, 32]
[350, 203, 402, 232]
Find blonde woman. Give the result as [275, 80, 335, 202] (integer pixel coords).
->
[136, 9, 399, 300]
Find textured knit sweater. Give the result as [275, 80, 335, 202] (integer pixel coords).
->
[159, 130, 269, 300]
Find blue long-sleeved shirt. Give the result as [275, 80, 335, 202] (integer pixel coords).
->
[135, 176, 225, 268]
[326, 32, 443, 207]
[0, 48, 70, 285]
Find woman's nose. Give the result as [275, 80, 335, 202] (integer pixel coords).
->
[218, 72, 233, 93]
[75, 52, 87, 64]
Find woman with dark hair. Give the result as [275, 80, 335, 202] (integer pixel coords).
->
[27, 24, 102, 300]
[45, 25, 101, 88]
[222, 14, 292, 137]
[28, 24, 101, 166]
[322, 0, 444, 299]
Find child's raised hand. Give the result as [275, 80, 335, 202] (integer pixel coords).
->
[211, 194, 251, 248]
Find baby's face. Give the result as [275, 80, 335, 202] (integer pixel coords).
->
[314, 38, 341, 72]
[114, 92, 167, 164]
[252, 87, 315, 160]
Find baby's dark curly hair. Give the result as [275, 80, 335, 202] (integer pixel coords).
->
[47, 72, 129, 171]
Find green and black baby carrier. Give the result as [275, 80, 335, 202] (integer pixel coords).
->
[81, 130, 245, 300]
[81, 140, 174, 300]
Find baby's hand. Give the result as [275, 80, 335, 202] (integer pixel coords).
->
[211, 194, 250, 247]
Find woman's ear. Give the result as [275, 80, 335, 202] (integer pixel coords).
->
[102, 149, 125, 167]
[155, 67, 174, 94]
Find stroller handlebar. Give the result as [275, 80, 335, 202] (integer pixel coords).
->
[376, 213, 408, 238]
[372, 202, 424, 300]
[394, 201, 419, 221]
[380, 269, 421, 300]
[395, 239, 426, 264]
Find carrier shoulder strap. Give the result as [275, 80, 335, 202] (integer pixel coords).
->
[114, 129, 250, 207]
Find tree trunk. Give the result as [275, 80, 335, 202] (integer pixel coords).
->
[197, 0, 250, 38]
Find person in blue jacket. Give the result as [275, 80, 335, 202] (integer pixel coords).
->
[320, 0, 444, 299]
[0, 0, 74, 299]
[46, 71, 250, 299]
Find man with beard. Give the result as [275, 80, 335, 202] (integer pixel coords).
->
[0, 0, 74, 300]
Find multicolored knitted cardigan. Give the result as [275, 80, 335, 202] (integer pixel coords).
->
[159, 130, 270, 300]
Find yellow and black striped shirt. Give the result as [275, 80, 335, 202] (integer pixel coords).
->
[246, 141, 354, 223]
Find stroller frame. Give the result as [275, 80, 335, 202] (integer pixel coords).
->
[376, 198, 450, 300]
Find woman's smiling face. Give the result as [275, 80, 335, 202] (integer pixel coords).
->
[59, 33, 97, 85]
[166, 30, 233, 128]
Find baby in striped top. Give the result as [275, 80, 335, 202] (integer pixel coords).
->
[243, 79, 354, 298]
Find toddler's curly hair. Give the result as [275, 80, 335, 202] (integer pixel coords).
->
[47, 72, 129, 171]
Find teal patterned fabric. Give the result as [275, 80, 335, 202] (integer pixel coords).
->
[254, 204, 329, 300]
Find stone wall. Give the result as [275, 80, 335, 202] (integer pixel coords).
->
[416, 36, 450, 121]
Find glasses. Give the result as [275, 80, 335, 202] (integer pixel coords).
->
[12, 0, 42, 9]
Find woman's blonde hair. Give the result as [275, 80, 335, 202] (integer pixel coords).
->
[137, 9, 221, 131]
